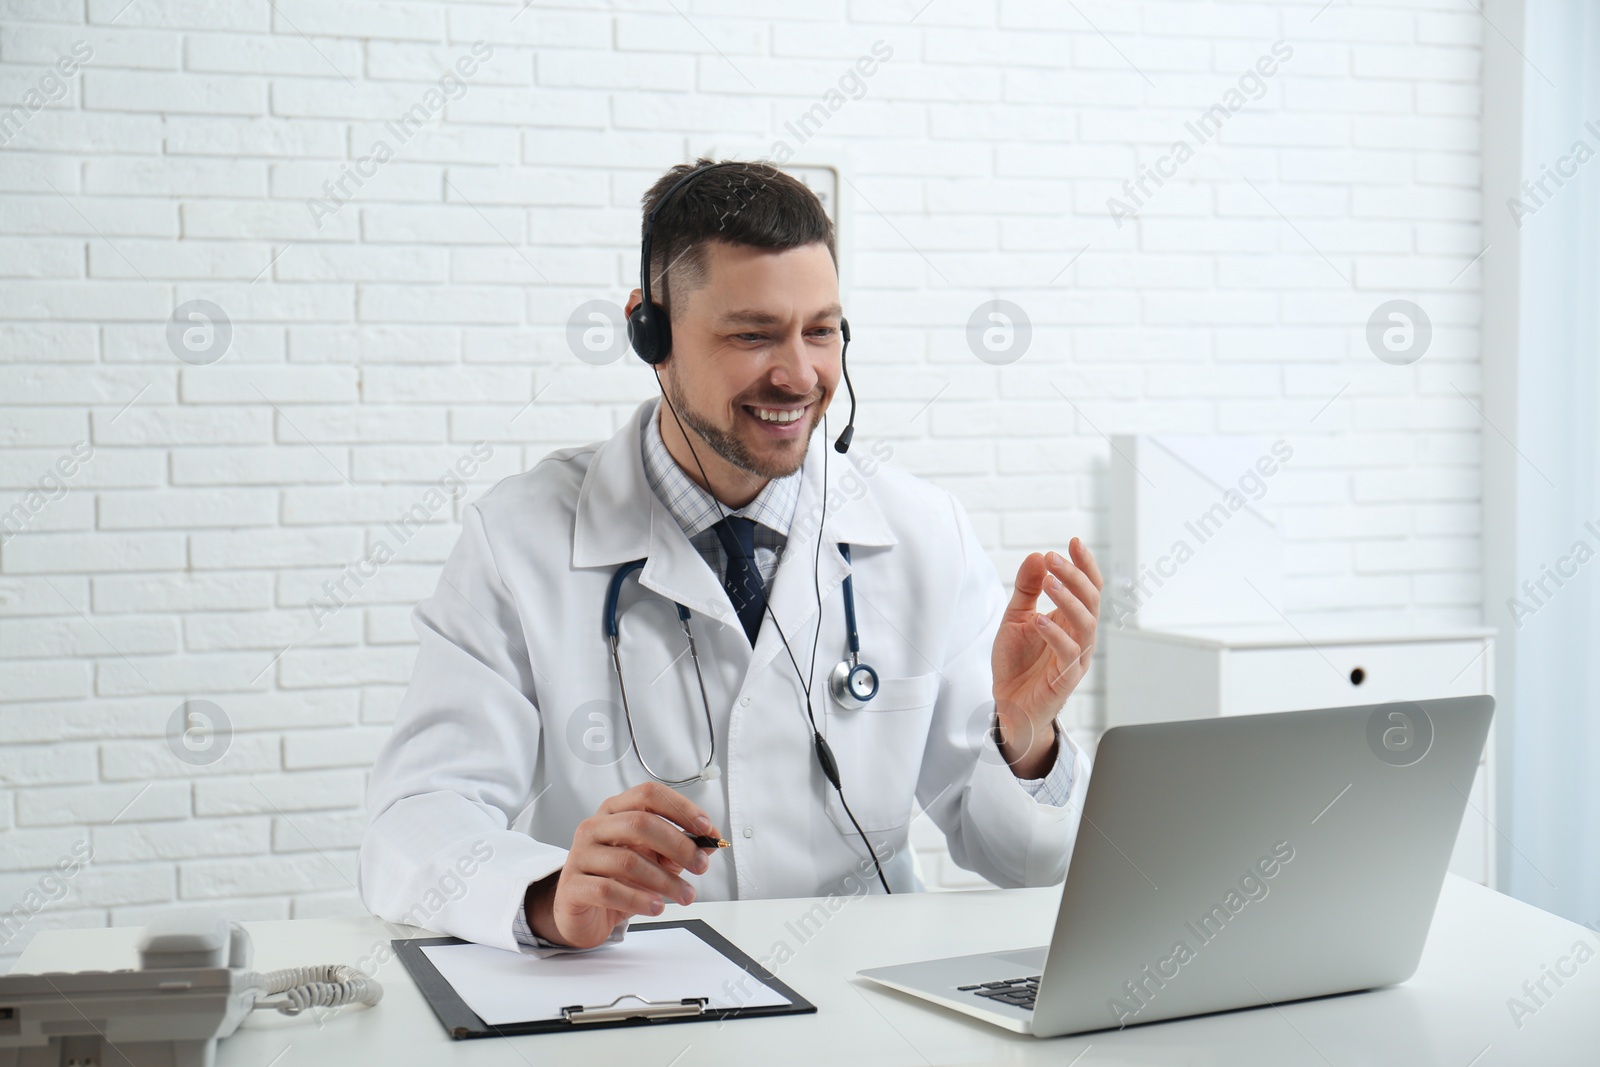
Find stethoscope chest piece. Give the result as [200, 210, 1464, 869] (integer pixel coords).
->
[828, 657, 879, 711]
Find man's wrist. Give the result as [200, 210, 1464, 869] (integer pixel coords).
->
[524, 871, 561, 943]
[994, 705, 1059, 779]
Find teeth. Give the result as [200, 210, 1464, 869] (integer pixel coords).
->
[752, 406, 804, 424]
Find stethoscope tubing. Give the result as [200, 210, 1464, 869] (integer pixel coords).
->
[603, 544, 873, 785]
[604, 560, 716, 787]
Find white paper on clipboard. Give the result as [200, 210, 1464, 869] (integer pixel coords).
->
[419, 925, 789, 1026]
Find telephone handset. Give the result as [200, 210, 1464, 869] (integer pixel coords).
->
[0, 909, 382, 1067]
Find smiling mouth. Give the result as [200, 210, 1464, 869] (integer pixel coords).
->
[743, 403, 809, 424]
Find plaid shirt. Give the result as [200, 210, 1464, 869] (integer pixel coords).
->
[511, 399, 1074, 950]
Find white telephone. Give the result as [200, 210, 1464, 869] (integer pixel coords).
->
[0, 909, 382, 1067]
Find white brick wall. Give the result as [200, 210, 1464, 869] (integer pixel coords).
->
[0, 1, 1486, 965]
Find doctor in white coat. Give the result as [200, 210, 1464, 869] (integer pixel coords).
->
[359, 159, 1102, 955]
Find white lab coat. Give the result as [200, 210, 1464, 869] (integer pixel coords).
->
[359, 397, 1090, 952]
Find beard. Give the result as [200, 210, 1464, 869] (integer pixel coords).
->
[662, 371, 824, 481]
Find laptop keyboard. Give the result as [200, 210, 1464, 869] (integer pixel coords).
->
[958, 975, 1040, 1010]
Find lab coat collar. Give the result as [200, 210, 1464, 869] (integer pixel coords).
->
[572, 397, 897, 651]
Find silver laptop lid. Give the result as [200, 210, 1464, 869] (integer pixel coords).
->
[1032, 695, 1494, 1038]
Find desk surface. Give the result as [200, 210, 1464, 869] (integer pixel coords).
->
[13, 876, 1599, 1066]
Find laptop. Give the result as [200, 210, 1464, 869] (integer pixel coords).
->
[859, 695, 1494, 1037]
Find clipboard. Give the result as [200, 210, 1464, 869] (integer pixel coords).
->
[393, 919, 816, 1039]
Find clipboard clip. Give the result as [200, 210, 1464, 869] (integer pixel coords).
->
[561, 994, 709, 1025]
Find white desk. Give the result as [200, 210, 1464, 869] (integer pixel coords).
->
[13, 876, 1598, 1065]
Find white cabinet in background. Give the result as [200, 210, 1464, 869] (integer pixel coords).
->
[1105, 621, 1497, 888]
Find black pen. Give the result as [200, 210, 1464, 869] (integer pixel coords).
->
[685, 832, 731, 849]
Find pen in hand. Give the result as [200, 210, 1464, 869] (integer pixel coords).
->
[685, 832, 731, 849]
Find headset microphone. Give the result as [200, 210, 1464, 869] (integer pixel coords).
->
[833, 316, 856, 454]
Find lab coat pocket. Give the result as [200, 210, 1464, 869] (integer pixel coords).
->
[822, 671, 941, 835]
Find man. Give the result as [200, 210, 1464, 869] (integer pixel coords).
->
[359, 159, 1102, 955]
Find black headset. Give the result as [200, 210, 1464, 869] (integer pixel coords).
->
[627, 160, 858, 454]
[625, 160, 889, 893]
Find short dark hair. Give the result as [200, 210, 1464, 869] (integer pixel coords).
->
[638, 157, 836, 322]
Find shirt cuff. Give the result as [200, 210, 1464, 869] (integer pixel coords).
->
[511, 898, 627, 957]
[1014, 722, 1076, 808]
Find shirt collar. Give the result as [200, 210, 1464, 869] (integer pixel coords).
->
[641, 396, 803, 540]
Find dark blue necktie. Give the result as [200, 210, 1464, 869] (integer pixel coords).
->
[711, 515, 765, 645]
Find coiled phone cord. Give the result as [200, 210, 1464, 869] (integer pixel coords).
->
[246, 964, 384, 1015]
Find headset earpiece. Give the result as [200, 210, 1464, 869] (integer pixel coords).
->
[630, 161, 746, 368]
[627, 299, 670, 366]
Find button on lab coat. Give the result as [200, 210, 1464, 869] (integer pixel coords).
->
[359, 398, 1091, 952]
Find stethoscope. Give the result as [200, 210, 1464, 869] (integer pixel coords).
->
[603, 544, 880, 788]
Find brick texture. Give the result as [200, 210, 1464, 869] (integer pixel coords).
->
[0, 1, 1485, 967]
